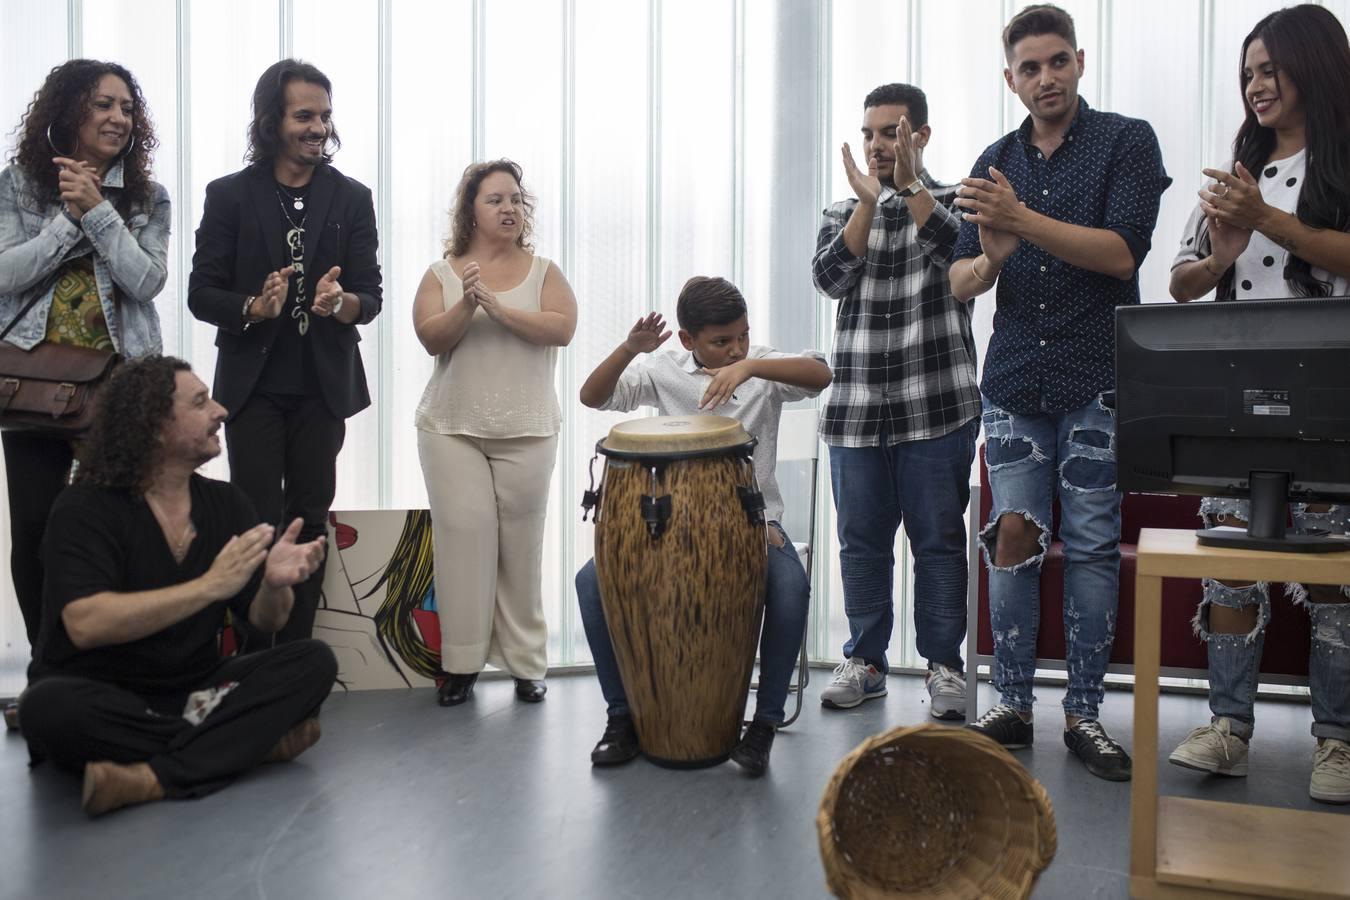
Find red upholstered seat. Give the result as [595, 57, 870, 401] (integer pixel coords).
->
[973, 446, 1312, 678]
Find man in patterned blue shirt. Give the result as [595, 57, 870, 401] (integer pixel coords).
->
[950, 4, 1171, 782]
[811, 84, 981, 720]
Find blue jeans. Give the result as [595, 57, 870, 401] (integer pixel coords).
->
[575, 523, 810, 724]
[1196, 499, 1350, 742]
[827, 417, 978, 674]
[981, 393, 1121, 720]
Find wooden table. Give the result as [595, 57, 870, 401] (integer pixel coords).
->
[1131, 528, 1350, 899]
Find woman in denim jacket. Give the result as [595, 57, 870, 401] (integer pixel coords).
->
[0, 59, 170, 663]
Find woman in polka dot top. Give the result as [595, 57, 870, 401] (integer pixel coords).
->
[1169, 4, 1350, 303]
[1165, 4, 1350, 807]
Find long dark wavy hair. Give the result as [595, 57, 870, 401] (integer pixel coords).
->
[245, 59, 340, 166]
[1222, 5, 1350, 299]
[9, 59, 159, 213]
[444, 159, 536, 259]
[75, 356, 190, 494]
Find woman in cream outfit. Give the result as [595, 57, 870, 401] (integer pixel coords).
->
[412, 160, 577, 707]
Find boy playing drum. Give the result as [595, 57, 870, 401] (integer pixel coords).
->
[576, 276, 832, 776]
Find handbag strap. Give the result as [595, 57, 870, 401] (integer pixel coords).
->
[1, 263, 125, 348]
[0, 290, 47, 343]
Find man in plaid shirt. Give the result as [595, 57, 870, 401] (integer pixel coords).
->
[811, 83, 981, 718]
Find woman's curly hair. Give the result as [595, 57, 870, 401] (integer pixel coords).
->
[76, 356, 191, 494]
[9, 59, 159, 214]
[444, 159, 535, 259]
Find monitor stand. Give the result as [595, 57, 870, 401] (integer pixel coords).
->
[1197, 471, 1350, 554]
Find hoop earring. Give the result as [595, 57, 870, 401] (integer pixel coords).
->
[119, 132, 137, 158]
[46, 123, 74, 157]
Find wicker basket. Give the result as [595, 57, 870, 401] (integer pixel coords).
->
[817, 724, 1056, 899]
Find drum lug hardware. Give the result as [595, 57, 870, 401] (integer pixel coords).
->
[640, 494, 672, 538]
[737, 486, 766, 525]
[581, 450, 602, 521]
[580, 487, 602, 521]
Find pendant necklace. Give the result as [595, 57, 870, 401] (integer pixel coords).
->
[276, 191, 310, 336]
[277, 181, 307, 211]
[146, 493, 196, 562]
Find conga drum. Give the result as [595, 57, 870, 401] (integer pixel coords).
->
[587, 415, 769, 767]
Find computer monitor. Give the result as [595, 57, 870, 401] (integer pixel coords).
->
[1115, 297, 1350, 553]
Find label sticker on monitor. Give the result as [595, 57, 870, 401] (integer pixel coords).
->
[1243, 389, 1290, 416]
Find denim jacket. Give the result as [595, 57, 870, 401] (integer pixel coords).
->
[0, 160, 170, 356]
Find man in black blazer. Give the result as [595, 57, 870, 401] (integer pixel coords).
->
[188, 59, 381, 649]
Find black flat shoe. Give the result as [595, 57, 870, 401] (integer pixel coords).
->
[591, 714, 639, 765]
[514, 678, 547, 703]
[437, 673, 478, 706]
[730, 720, 776, 777]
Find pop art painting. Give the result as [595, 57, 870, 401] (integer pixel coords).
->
[315, 509, 443, 690]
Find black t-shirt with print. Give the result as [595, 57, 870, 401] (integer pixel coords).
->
[257, 179, 318, 395]
[31, 474, 264, 695]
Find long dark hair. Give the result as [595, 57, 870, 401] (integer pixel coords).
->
[9, 59, 159, 213]
[1223, 5, 1350, 299]
[245, 59, 340, 166]
[76, 356, 190, 493]
[444, 159, 536, 259]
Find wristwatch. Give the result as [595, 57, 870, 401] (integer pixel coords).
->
[898, 178, 925, 198]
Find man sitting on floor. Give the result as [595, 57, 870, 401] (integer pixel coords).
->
[18, 356, 338, 816]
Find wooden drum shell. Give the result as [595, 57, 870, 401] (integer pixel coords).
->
[593, 448, 768, 768]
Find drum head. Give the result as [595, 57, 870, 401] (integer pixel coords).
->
[600, 415, 753, 457]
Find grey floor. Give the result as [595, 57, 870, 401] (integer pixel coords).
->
[2, 671, 1345, 900]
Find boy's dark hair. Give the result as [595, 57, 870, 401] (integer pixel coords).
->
[676, 276, 748, 335]
[1003, 4, 1077, 57]
[863, 83, 928, 129]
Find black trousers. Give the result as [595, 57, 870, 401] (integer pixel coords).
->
[226, 392, 346, 650]
[18, 640, 337, 798]
[1, 431, 75, 648]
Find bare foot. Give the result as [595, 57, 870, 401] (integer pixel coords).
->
[265, 717, 322, 763]
[82, 761, 165, 817]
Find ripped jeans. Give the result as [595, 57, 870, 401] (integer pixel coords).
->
[980, 393, 1121, 720]
[1196, 498, 1350, 742]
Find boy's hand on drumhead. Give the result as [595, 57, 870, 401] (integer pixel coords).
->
[624, 313, 672, 355]
[698, 359, 753, 410]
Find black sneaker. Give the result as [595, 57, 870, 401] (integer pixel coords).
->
[591, 715, 639, 766]
[966, 704, 1034, 749]
[1065, 719, 1132, 782]
[730, 721, 776, 777]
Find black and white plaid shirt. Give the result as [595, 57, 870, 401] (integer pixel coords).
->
[811, 173, 981, 447]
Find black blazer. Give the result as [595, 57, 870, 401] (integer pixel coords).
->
[187, 163, 382, 421]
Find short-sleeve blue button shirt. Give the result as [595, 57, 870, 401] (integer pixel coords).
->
[953, 98, 1172, 415]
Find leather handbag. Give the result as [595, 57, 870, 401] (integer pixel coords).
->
[0, 290, 120, 438]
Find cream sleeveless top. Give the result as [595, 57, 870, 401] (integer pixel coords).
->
[414, 255, 561, 438]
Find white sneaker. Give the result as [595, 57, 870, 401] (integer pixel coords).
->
[820, 657, 887, 710]
[1311, 738, 1350, 804]
[925, 664, 966, 720]
[1168, 718, 1249, 776]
